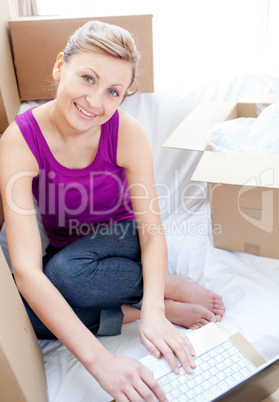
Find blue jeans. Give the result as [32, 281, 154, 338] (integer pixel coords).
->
[24, 220, 143, 339]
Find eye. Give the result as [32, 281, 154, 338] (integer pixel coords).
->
[83, 75, 93, 84]
[108, 89, 119, 97]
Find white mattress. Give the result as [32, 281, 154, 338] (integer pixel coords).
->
[1, 71, 279, 401]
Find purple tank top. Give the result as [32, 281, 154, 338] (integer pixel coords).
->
[15, 108, 134, 248]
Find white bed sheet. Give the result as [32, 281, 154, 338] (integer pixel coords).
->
[1, 71, 279, 401]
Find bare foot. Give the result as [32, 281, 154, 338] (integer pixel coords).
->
[165, 275, 225, 317]
[164, 299, 220, 329]
[122, 300, 221, 330]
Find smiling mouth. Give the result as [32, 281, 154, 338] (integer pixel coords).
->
[74, 102, 95, 117]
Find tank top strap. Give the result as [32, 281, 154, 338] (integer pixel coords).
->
[102, 109, 119, 166]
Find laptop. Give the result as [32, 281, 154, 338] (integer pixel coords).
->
[140, 323, 279, 401]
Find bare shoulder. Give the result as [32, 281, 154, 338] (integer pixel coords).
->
[1, 120, 27, 150]
[117, 108, 152, 168]
[1, 120, 21, 141]
[118, 108, 144, 134]
[0, 121, 39, 176]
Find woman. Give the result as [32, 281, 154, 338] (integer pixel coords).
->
[0, 21, 224, 401]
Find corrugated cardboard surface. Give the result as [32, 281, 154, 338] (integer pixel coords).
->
[9, 15, 154, 100]
[0, 248, 48, 401]
[0, 0, 21, 133]
[163, 95, 279, 258]
[208, 181, 279, 259]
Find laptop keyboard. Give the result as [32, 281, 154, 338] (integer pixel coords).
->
[157, 339, 257, 402]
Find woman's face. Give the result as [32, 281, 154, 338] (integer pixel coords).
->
[52, 51, 133, 132]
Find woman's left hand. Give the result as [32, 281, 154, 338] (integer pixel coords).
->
[139, 313, 196, 375]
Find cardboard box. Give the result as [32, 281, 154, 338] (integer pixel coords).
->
[9, 14, 154, 101]
[0, 0, 21, 133]
[0, 247, 48, 401]
[163, 94, 279, 259]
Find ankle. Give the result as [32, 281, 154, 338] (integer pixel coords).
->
[121, 304, 141, 324]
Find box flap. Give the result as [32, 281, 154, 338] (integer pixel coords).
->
[192, 151, 279, 188]
[162, 101, 237, 151]
[240, 93, 279, 104]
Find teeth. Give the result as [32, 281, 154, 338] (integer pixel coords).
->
[75, 103, 95, 117]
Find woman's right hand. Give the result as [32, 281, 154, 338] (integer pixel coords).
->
[90, 351, 168, 402]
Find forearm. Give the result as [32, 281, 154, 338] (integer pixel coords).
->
[139, 232, 168, 316]
[15, 269, 109, 373]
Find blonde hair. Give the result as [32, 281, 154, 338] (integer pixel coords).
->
[63, 20, 140, 99]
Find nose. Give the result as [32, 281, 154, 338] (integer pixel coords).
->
[85, 88, 103, 111]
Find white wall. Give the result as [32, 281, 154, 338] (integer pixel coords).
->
[35, 0, 279, 93]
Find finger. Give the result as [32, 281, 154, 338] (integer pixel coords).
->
[140, 369, 168, 402]
[181, 332, 196, 357]
[123, 372, 164, 402]
[142, 328, 193, 375]
[129, 383, 158, 402]
[157, 340, 181, 374]
[124, 386, 146, 402]
[169, 328, 196, 357]
[113, 393, 130, 402]
[176, 341, 195, 373]
[167, 332, 196, 374]
[140, 332, 162, 359]
[154, 330, 194, 375]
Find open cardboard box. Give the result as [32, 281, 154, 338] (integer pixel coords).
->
[163, 94, 279, 259]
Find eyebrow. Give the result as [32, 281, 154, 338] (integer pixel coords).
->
[86, 68, 124, 88]
[87, 68, 100, 80]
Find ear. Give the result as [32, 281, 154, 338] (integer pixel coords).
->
[52, 52, 65, 82]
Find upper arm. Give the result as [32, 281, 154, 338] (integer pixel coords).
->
[117, 111, 168, 301]
[117, 110, 162, 233]
[0, 122, 42, 274]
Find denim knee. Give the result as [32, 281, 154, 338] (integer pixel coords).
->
[43, 220, 143, 310]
